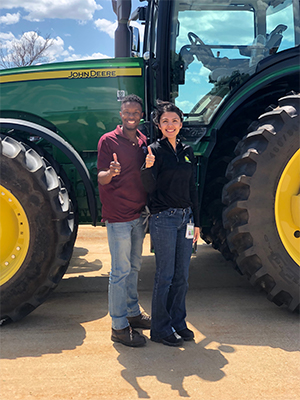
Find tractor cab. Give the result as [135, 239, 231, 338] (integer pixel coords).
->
[140, 0, 299, 124]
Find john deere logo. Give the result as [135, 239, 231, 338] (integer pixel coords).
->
[67, 68, 142, 79]
[68, 70, 117, 79]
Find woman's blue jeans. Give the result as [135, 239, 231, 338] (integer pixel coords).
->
[149, 207, 193, 341]
[106, 216, 145, 330]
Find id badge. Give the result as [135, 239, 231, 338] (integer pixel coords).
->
[185, 223, 194, 239]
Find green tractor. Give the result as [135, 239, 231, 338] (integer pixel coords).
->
[0, 0, 299, 323]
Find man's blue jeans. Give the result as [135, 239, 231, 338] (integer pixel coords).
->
[106, 216, 145, 330]
[149, 207, 193, 341]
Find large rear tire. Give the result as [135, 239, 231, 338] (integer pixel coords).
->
[0, 135, 77, 323]
[222, 94, 300, 311]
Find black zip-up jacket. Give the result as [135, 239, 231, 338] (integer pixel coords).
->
[141, 138, 200, 227]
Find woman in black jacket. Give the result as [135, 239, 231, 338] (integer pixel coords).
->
[141, 100, 200, 346]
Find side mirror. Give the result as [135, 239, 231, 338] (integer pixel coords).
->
[130, 26, 140, 56]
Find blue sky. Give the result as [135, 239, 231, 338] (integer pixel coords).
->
[0, 0, 143, 66]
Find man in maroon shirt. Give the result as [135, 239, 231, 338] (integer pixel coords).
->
[97, 94, 151, 347]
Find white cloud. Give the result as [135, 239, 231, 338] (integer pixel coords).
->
[0, 12, 21, 25]
[63, 51, 111, 62]
[62, 53, 84, 61]
[176, 100, 194, 112]
[0, 32, 15, 43]
[35, 35, 111, 63]
[46, 36, 66, 62]
[0, 1, 102, 22]
[94, 18, 144, 47]
[87, 52, 111, 59]
[94, 18, 117, 39]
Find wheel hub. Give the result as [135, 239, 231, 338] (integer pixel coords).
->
[0, 185, 30, 285]
[275, 149, 300, 266]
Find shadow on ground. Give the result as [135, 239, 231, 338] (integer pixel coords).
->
[1, 242, 298, 367]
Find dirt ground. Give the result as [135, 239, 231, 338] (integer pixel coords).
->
[1, 225, 299, 400]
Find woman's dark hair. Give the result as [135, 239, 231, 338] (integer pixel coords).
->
[153, 100, 184, 126]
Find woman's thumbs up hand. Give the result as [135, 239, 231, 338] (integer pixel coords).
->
[145, 146, 155, 168]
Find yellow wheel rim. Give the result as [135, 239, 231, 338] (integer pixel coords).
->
[275, 149, 300, 266]
[0, 185, 30, 285]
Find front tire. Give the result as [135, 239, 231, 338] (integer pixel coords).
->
[0, 135, 77, 323]
[222, 94, 300, 311]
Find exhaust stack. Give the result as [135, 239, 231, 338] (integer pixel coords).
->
[112, 0, 132, 57]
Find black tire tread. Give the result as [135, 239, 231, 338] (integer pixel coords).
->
[222, 94, 300, 311]
[0, 135, 77, 323]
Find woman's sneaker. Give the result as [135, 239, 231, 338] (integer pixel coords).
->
[152, 332, 184, 347]
[111, 326, 146, 347]
[176, 328, 194, 341]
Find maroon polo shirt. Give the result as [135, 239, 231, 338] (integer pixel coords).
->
[97, 125, 148, 223]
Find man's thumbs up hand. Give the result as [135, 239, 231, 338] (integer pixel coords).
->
[110, 153, 121, 176]
[145, 146, 155, 168]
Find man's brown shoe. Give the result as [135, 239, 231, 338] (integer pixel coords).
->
[127, 312, 151, 329]
[111, 326, 146, 347]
